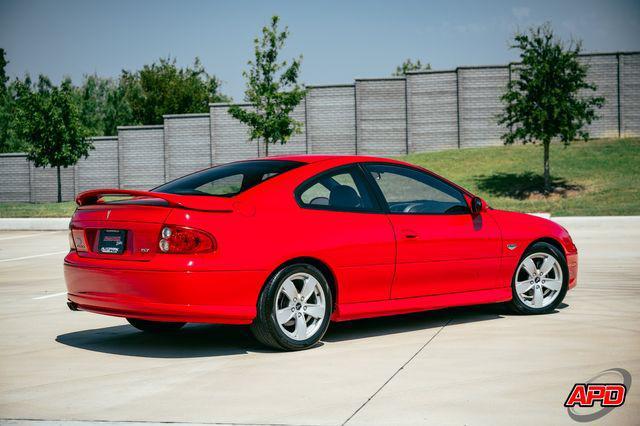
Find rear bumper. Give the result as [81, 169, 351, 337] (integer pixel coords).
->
[67, 292, 255, 324]
[64, 257, 267, 324]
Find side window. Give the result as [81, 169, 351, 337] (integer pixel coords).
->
[297, 166, 377, 212]
[365, 164, 469, 214]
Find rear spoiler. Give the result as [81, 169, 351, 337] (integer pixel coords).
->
[76, 189, 234, 212]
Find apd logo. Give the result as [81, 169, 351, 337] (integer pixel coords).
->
[564, 368, 631, 422]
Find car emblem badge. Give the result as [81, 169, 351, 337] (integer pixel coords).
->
[106, 210, 111, 220]
[507, 243, 518, 250]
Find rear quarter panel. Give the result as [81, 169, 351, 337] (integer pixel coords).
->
[162, 158, 398, 305]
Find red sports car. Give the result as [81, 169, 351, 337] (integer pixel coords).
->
[65, 155, 578, 350]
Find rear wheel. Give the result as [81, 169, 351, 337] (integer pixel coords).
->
[507, 242, 568, 314]
[251, 264, 332, 351]
[126, 318, 186, 333]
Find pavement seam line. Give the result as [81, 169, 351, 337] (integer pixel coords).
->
[0, 231, 64, 241]
[0, 250, 68, 263]
[32, 291, 67, 300]
[341, 317, 452, 426]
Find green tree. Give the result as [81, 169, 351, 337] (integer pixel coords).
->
[0, 48, 12, 151]
[74, 74, 115, 135]
[393, 58, 431, 76]
[229, 16, 306, 151]
[121, 57, 229, 125]
[0, 48, 25, 152]
[103, 83, 133, 136]
[0, 48, 7, 88]
[2, 50, 231, 154]
[499, 24, 604, 192]
[72, 74, 133, 136]
[14, 76, 93, 202]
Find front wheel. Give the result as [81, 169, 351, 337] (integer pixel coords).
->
[251, 264, 332, 351]
[126, 318, 186, 333]
[507, 242, 569, 314]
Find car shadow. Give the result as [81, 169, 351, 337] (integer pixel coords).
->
[56, 302, 570, 358]
[56, 323, 265, 358]
[325, 304, 500, 342]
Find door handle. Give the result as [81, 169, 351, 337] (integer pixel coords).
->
[401, 229, 419, 239]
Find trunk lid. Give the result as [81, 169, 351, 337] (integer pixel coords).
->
[71, 189, 233, 261]
[71, 204, 173, 261]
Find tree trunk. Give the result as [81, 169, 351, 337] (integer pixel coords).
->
[543, 140, 550, 194]
[56, 165, 62, 203]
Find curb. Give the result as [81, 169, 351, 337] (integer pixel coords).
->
[527, 212, 552, 219]
[0, 218, 70, 231]
[0, 215, 638, 232]
[552, 215, 640, 228]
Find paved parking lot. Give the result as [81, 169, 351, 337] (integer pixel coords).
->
[0, 217, 638, 425]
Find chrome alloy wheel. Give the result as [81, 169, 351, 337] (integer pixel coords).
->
[274, 272, 326, 341]
[515, 252, 564, 309]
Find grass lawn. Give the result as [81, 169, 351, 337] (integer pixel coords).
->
[401, 137, 640, 216]
[0, 201, 77, 218]
[0, 137, 638, 217]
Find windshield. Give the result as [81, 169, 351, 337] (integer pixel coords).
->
[153, 160, 303, 197]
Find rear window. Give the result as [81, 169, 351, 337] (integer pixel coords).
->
[153, 160, 303, 197]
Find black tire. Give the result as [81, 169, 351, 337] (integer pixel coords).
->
[251, 264, 333, 351]
[507, 242, 569, 315]
[126, 318, 186, 333]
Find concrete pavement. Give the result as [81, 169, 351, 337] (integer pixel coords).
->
[0, 217, 638, 425]
[0, 218, 70, 231]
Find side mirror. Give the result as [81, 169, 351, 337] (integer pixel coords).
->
[471, 197, 483, 215]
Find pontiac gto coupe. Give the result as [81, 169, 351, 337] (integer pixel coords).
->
[65, 155, 578, 350]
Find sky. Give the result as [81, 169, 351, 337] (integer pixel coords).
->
[1, 0, 639, 101]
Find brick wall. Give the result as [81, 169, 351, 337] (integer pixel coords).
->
[1, 52, 637, 203]
[356, 78, 408, 155]
[76, 137, 119, 194]
[407, 71, 459, 151]
[458, 66, 509, 148]
[164, 114, 212, 181]
[29, 164, 75, 202]
[580, 55, 620, 138]
[266, 103, 307, 156]
[306, 85, 356, 154]
[210, 104, 259, 164]
[0, 154, 30, 202]
[118, 125, 165, 190]
[621, 53, 640, 136]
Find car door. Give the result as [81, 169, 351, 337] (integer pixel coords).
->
[362, 163, 502, 299]
[294, 165, 396, 304]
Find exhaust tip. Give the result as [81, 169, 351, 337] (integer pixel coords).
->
[67, 300, 79, 311]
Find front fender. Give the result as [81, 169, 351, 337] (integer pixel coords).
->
[488, 210, 578, 289]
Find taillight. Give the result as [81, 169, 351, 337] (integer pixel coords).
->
[158, 225, 216, 254]
[70, 228, 88, 252]
[68, 230, 76, 251]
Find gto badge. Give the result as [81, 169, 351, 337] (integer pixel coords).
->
[140, 248, 150, 253]
[507, 243, 518, 250]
